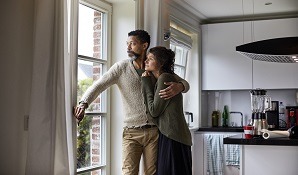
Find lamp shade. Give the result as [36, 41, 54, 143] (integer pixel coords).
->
[236, 37, 298, 63]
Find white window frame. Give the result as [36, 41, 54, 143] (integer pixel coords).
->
[170, 27, 192, 78]
[73, 0, 112, 174]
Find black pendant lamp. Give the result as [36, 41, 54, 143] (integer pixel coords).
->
[236, 37, 298, 63]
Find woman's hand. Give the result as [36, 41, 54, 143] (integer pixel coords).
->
[142, 71, 151, 77]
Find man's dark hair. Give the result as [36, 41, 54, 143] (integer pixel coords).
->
[128, 30, 151, 49]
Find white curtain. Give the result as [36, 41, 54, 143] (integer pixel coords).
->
[25, 0, 76, 174]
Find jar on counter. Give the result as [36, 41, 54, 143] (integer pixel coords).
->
[212, 110, 219, 127]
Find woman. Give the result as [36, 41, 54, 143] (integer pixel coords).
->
[141, 46, 192, 175]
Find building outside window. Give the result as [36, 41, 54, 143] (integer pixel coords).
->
[76, 1, 111, 174]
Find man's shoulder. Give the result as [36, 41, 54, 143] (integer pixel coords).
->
[117, 58, 132, 64]
[109, 58, 131, 69]
[114, 58, 132, 67]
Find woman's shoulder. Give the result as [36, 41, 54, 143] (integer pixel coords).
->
[158, 73, 176, 82]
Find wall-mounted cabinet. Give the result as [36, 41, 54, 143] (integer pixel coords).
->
[253, 18, 298, 89]
[202, 18, 298, 90]
[202, 22, 252, 90]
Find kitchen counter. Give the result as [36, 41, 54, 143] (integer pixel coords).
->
[196, 126, 244, 132]
[224, 134, 298, 146]
[223, 134, 298, 175]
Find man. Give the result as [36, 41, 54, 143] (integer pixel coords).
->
[74, 30, 189, 175]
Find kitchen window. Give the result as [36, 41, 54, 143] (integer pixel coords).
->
[170, 27, 192, 78]
[76, 0, 111, 174]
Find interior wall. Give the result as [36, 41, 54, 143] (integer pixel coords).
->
[203, 89, 298, 127]
[0, 0, 34, 174]
[167, 1, 202, 128]
[109, 1, 135, 175]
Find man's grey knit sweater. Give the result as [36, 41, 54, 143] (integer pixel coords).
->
[80, 59, 189, 128]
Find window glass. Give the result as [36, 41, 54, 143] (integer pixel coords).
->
[174, 66, 185, 78]
[77, 59, 104, 112]
[170, 44, 189, 78]
[170, 25, 192, 78]
[175, 47, 183, 65]
[77, 115, 103, 169]
[79, 169, 102, 175]
[174, 46, 187, 66]
[78, 4, 103, 59]
[76, 2, 110, 174]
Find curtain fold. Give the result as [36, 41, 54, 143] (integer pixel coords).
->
[26, 0, 75, 174]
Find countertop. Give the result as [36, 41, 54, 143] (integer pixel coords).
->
[224, 134, 298, 146]
[196, 126, 244, 132]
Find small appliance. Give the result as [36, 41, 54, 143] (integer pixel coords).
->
[286, 106, 298, 128]
[250, 89, 271, 137]
[266, 101, 279, 129]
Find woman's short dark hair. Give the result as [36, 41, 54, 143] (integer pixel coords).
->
[128, 30, 151, 49]
[148, 46, 175, 74]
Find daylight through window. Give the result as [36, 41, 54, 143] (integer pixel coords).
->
[76, 1, 111, 174]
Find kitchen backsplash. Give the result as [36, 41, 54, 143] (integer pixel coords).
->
[201, 89, 298, 127]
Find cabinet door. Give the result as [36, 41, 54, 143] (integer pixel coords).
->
[252, 18, 298, 89]
[192, 134, 205, 175]
[202, 22, 252, 90]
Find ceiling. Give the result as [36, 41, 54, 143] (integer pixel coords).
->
[172, 0, 298, 23]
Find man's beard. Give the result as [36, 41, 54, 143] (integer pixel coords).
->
[127, 51, 141, 60]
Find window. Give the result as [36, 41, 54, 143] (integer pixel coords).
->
[76, 1, 111, 174]
[169, 27, 192, 78]
[170, 44, 188, 78]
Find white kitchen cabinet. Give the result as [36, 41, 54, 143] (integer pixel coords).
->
[252, 18, 298, 89]
[202, 22, 253, 90]
[193, 133, 205, 175]
[241, 145, 298, 175]
[202, 18, 298, 90]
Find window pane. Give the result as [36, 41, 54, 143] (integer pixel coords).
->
[78, 4, 103, 59]
[170, 45, 175, 51]
[77, 1, 109, 174]
[174, 46, 186, 66]
[77, 115, 103, 169]
[79, 169, 102, 175]
[174, 66, 185, 78]
[77, 59, 104, 112]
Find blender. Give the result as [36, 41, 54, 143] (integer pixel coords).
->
[250, 89, 271, 137]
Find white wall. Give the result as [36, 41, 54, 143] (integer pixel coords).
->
[0, 0, 34, 174]
[109, 1, 135, 175]
[167, 0, 202, 129]
[202, 89, 298, 127]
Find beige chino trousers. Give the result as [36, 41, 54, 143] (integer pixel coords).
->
[122, 126, 159, 175]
